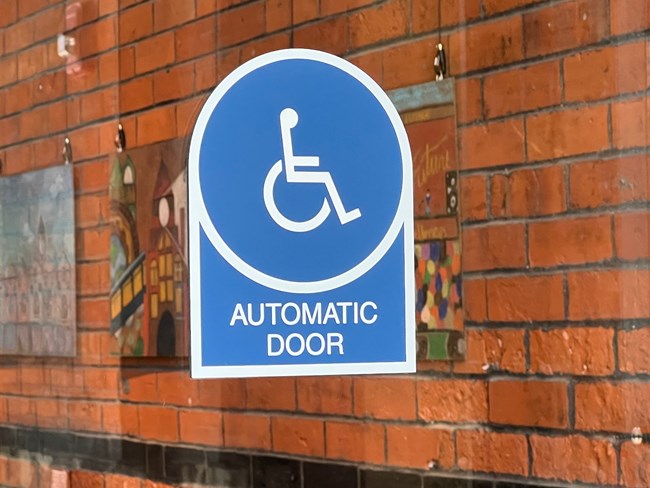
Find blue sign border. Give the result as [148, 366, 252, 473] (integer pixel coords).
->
[189, 49, 415, 378]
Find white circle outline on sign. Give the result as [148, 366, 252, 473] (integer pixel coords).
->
[189, 48, 412, 294]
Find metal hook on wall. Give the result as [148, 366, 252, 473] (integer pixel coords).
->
[62, 137, 73, 165]
[114, 123, 126, 153]
[434, 43, 447, 81]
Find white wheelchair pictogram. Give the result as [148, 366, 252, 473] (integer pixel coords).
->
[263, 108, 362, 233]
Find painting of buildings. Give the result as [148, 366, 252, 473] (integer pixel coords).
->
[109, 139, 188, 357]
[0, 165, 76, 356]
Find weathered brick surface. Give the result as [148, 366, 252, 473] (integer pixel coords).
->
[0, 1, 648, 487]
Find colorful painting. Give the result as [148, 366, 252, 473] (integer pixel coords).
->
[109, 139, 188, 357]
[390, 78, 465, 360]
[0, 165, 76, 356]
[415, 240, 462, 331]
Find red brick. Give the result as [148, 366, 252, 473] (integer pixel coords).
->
[455, 77, 482, 124]
[564, 42, 648, 102]
[120, 76, 153, 113]
[33, 6, 63, 42]
[383, 37, 439, 90]
[349, 50, 383, 85]
[457, 430, 528, 476]
[137, 106, 176, 146]
[139, 405, 178, 442]
[531, 434, 616, 485]
[154, 0, 195, 31]
[18, 43, 47, 80]
[135, 32, 174, 74]
[103, 403, 139, 436]
[450, 16, 523, 74]
[489, 379, 569, 428]
[294, 17, 347, 55]
[619, 327, 650, 374]
[321, 0, 376, 16]
[120, 46, 135, 80]
[266, 0, 290, 32]
[223, 413, 271, 450]
[78, 17, 116, 58]
[348, 0, 407, 50]
[176, 96, 202, 137]
[68, 59, 99, 94]
[4, 143, 33, 174]
[105, 474, 142, 488]
[484, 61, 561, 118]
[84, 367, 119, 400]
[69, 471, 103, 488]
[460, 118, 526, 169]
[529, 215, 613, 267]
[157, 371, 199, 406]
[292, 0, 318, 24]
[175, 16, 217, 62]
[77, 262, 111, 295]
[354, 377, 416, 420]
[569, 155, 650, 210]
[17, 0, 46, 17]
[0, 54, 17, 87]
[240, 32, 290, 64]
[616, 211, 650, 261]
[417, 379, 487, 422]
[460, 174, 487, 221]
[325, 421, 385, 464]
[99, 51, 119, 85]
[36, 399, 69, 430]
[196, 378, 246, 409]
[483, 0, 544, 14]
[568, 269, 650, 320]
[612, 97, 649, 150]
[271, 416, 324, 457]
[246, 377, 296, 411]
[119, 2, 153, 43]
[153, 64, 194, 103]
[69, 400, 102, 431]
[463, 223, 526, 272]
[530, 327, 614, 376]
[621, 442, 650, 487]
[524, 0, 609, 57]
[120, 370, 158, 402]
[179, 409, 223, 446]
[0, 0, 17, 27]
[4, 18, 33, 53]
[386, 426, 454, 470]
[218, 2, 265, 48]
[68, 125, 101, 162]
[490, 165, 566, 218]
[296, 376, 352, 415]
[81, 87, 118, 123]
[576, 382, 650, 432]
[412, 0, 481, 33]
[463, 278, 487, 322]
[0, 116, 19, 148]
[32, 70, 65, 106]
[453, 329, 526, 374]
[487, 274, 565, 322]
[527, 105, 610, 161]
[611, 0, 650, 35]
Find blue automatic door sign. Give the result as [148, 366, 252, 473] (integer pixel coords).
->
[189, 49, 415, 378]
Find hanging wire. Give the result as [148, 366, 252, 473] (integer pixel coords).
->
[290, 0, 294, 48]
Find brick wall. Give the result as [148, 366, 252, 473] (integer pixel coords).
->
[0, 0, 648, 487]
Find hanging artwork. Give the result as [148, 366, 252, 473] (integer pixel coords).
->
[0, 165, 76, 356]
[388, 79, 465, 361]
[109, 138, 188, 357]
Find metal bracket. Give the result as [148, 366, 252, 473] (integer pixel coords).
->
[62, 137, 73, 165]
[114, 123, 126, 153]
[56, 34, 76, 59]
[446, 171, 458, 215]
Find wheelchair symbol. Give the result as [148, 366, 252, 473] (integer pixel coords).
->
[263, 108, 362, 233]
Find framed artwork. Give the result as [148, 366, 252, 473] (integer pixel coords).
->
[109, 138, 188, 357]
[0, 165, 76, 356]
[388, 79, 465, 361]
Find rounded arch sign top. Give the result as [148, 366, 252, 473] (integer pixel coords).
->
[189, 49, 415, 378]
